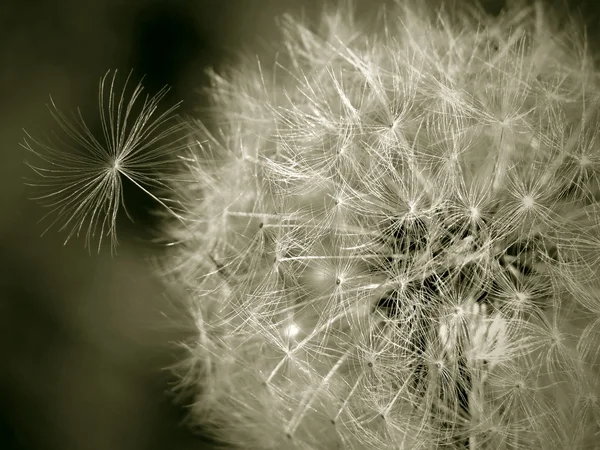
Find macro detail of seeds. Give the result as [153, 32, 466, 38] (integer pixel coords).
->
[23, 1, 600, 449]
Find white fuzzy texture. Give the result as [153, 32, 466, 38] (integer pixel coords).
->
[23, 69, 187, 254]
[168, 1, 600, 449]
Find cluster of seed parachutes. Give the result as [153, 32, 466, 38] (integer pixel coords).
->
[167, 2, 600, 449]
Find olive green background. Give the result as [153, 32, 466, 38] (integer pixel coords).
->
[1, 1, 599, 449]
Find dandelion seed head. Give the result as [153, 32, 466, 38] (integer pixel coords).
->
[24, 1, 600, 449]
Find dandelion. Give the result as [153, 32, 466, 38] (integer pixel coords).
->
[24, 0, 600, 449]
[23, 69, 188, 253]
[156, 2, 600, 448]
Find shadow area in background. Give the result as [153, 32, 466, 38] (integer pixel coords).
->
[0, 0, 218, 449]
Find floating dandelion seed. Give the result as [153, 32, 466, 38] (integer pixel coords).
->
[22, 69, 188, 253]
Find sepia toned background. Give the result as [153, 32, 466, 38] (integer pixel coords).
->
[1, 2, 329, 449]
[1, 1, 599, 449]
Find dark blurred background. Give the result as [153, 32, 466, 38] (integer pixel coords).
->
[0, 2, 324, 449]
[1, 1, 599, 450]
